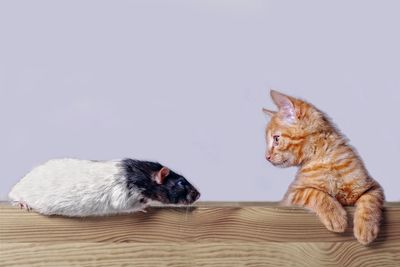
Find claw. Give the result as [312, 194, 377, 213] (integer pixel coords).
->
[17, 202, 31, 212]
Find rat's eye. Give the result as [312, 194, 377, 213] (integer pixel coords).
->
[273, 135, 280, 146]
[176, 180, 184, 187]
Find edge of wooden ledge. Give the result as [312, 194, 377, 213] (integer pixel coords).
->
[153, 201, 400, 209]
[1, 200, 400, 208]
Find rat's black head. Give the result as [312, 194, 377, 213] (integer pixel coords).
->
[156, 168, 200, 205]
[122, 159, 200, 205]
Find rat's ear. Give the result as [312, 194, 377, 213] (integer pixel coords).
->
[155, 167, 170, 184]
[262, 108, 276, 117]
[270, 90, 296, 124]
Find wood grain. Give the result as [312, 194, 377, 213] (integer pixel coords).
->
[1, 203, 399, 243]
[1, 202, 399, 266]
[2, 242, 400, 267]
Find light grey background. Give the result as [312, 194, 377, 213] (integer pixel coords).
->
[1, 0, 399, 201]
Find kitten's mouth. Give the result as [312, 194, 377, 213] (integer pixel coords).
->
[272, 159, 289, 167]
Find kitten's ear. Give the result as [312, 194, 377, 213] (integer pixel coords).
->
[154, 167, 170, 185]
[270, 90, 296, 124]
[262, 108, 276, 117]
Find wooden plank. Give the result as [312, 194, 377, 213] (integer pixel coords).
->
[1, 203, 399, 243]
[1, 242, 399, 267]
[1, 202, 399, 266]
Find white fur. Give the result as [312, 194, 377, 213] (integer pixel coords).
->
[8, 159, 147, 217]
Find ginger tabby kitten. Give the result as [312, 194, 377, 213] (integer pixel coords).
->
[263, 90, 384, 245]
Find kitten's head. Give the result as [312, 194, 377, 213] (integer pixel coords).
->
[263, 90, 329, 167]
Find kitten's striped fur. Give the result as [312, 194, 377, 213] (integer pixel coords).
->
[263, 90, 384, 245]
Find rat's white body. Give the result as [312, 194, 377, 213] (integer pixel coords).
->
[9, 159, 146, 217]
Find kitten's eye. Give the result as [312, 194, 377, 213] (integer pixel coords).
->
[273, 135, 280, 145]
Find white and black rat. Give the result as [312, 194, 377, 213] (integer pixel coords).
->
[9, 158, 200, 217]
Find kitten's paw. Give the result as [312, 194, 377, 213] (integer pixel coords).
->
[320, 209, 348, 233]
[354, 219, 379, 245]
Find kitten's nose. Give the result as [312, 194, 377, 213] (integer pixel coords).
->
[266, 154, 271, 161]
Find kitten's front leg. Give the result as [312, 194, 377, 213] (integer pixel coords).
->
[353, 185, 384, 245]
[283, 187, 348, 233]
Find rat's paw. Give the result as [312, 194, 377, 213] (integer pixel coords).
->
[139, 207, 147, 213]
[319, 209, 348, 233]
[17, 201, 32, 212]
[136, 198, 149, 213]
[354, 217, 379, 245]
